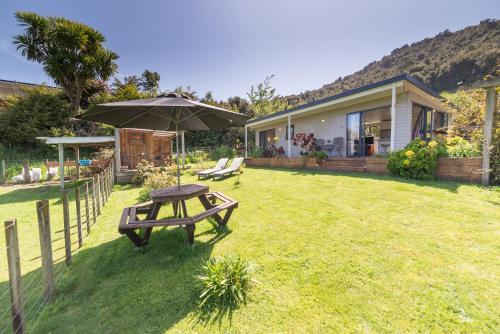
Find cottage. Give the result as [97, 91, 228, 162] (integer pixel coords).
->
[244, 74, 448, 158]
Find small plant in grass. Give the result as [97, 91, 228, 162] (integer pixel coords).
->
[196, 256, 257, 310]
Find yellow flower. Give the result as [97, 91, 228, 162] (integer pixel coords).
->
[405, 150, 415, 158]
[403, 159, 411, 166]
[419, 140, 426, 147]
[428, 140, 438, 149]
[273, 136, 280, 143]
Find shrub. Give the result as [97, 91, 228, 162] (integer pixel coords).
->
[249, 147, 263, 158]
[388, 138, 445, 180]
[133, 159, 156, 184]
[211, 145, 235, 161]
[186, 150, 209, 164]
[138, 170, 176, 202]
[293, 133, 319, 155]
[445, 136, 480, 158]
[196, 256, 256, 309]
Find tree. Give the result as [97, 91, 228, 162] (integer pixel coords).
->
[247, 75, 288, 118]
[140, 70, 160, 93]
[12, 11, 119, 112]
[0, 87, 73, 148]
[174, 85, 198, 100]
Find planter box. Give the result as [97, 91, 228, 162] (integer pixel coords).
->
[365, 157, 389, 175]
[245, 157, 316, 169]
[436, 157, 482, 183]
[246, 156, 483, 183]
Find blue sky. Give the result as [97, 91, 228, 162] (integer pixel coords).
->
[0, 0, 498, 100]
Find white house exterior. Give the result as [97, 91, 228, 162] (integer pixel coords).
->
[244, 75, 448, 158]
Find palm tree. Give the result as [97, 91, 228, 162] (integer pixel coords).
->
[12, 11, 119, 112]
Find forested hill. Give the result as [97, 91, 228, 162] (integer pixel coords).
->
[284, 19, 499, 106]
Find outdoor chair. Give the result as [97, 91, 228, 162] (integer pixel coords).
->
[197, 158, 229, 180]
[212, 157, 244, 180]
[332, 137, 344, 157]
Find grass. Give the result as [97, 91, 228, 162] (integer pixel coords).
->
[0, 168, 499, 333]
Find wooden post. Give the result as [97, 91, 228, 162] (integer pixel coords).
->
[482, 87, 497, 185]
[95, 175, 101, 215]
[23, 160, 30, 184]
[100, 173, 105, 206]
[61, 190, 72, 265]
[36, 200, 54, 302]
[75, 187, 82, 248]
[74, 145, 80, 180]
[244, 126, 248, 158]
[114, 128, 121, 177]
[91, 178, 97, 224]
[4, 219, 24, 334]
[58, 143, 64, 189]
[84, 182, 90, 234]
[1, 159, 6, 186]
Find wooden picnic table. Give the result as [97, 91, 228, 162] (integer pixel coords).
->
[118, 184, 238, 246]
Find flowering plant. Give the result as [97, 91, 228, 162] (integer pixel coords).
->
[388, 138, 446, 180]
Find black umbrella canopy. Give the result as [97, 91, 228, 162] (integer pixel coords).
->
[80, 92, 249, 131]
[79, 92, 249, 188]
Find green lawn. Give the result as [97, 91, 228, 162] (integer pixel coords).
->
[1, 168, 499, 333]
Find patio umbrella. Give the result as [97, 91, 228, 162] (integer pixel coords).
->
[79, 92, 249, 187]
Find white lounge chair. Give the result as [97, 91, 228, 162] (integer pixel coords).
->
[198, 158, 229, 180]
[212, 158, 244, 180]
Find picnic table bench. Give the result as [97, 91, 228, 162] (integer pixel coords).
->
[118, 184, 238, 246]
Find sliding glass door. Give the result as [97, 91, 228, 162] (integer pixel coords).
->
[346, 112, 364, 157]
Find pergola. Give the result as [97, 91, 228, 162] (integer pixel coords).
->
[37, 136, 115, 189]
[458, 78, 499, 185]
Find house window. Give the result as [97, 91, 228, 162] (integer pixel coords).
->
[413, 106, 449, 140]
[285, 125, 295, 140]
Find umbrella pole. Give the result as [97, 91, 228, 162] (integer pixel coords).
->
[176, 123, 180, 188]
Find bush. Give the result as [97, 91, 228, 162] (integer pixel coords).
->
[211, 145, 235, 161]
[138, 170, 176, 202]
[388, 138, 445, 180]
[185, 150, 209, 164]
[445, 136, 480, 158]
[196, 256, 256, 309]
[249, 147, 263, 158]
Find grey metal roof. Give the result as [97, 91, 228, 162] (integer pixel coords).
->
[246, 74, 439, 125]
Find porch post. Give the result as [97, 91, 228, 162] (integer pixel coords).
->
[244, 125, 248, 158]
[181, 131, 185, 169]
[114, 128, 121, 174]
[287, 115, 292, 158]
[481, 87, 497, 185]
[58, 143, 64, 189]
[390, 83, 397, 151]
[74, 145, 80, 179]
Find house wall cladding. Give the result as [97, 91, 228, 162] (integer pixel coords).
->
[245, 157, 483, 183]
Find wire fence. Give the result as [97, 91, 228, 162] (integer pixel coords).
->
[0, 163, 114, 334]
[0, 159, 110, 186]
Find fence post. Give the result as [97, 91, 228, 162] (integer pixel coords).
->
[4, 219, 24, 334]
[100, 173, 105, 206]
[23, 160, 30, 184]
[75, 187, 82, 248]
[91, 178, 97, 224]
[36, 200, 54, 302]
[1, 159, 6, 186]
[61, 190, 72, 265]
[95, 175, 101, 216]
[84, 182, 90, 234]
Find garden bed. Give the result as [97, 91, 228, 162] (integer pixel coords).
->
[245, 157, 317, 169]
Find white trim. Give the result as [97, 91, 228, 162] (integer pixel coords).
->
[37, 136, 115, 145]
[114, 129, 121, 173]
[247, 81, 404, 128]
[244, 125, 248, 158]
[287, 115, 291, 158]
[390, 83, 397, 151]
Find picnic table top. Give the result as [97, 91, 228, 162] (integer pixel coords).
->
[149, 184, 209, 202]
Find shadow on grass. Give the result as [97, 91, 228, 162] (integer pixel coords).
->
[0, 180, 87, 205]
[12, 222, 233, 333]
[244, 166, 482, 193]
